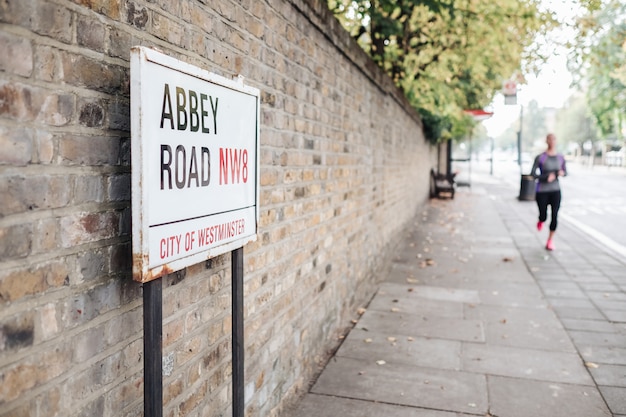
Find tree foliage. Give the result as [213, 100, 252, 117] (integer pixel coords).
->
[570, 0, 626, 140]
[328, 0, 553, 142]
[554, 93, 600, 150]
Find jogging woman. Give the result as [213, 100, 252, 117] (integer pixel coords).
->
[531, 133, 567, 251]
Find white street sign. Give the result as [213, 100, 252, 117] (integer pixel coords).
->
[131, 47, 259, 282]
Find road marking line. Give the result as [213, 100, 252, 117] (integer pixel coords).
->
[561, 212, 626, 260]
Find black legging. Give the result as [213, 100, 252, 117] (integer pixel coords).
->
[536, 190, 561, 231]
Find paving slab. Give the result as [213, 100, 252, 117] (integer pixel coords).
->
[290, 395, 462, 417]
[487, 375, 612, 417]
[568, 330, 626, 348]
[560, 318, 619, 333]
[587, 363, 626, 387]
[367, 289, 465, 319]
[356, 310, 484, 343]
[336, 328, 462, 370]
[311, 357, 488, 415]
[461, 343, 594, 385]
[463, 304, 577, 352]
[579, 346, 626, 365]
[599, 386, 626, 415]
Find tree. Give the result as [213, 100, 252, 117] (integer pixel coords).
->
[329, 0, 554, 142]
[570, 0, 626, 140]
[522, 99, 547, 149]
[554, 93, 600, 153]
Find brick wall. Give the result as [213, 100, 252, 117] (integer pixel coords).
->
[0, 0, 435, 416]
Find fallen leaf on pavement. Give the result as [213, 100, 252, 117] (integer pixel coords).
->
[357, 307, 366, 315]
[502, 257, 514, 262]
[391, 307, 400, 312]
[387, 337, 397, 343]
[585, 362, 599, 369]
[426, 258, 436, 266]
[364, 338, 373, 343]
[376, 360, 386, 365]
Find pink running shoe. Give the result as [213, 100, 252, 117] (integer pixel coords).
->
[546, 240, 554, 251]
[537, 221, 543, 231]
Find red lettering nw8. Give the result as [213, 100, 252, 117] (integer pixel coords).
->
[219, 148, 248, 185]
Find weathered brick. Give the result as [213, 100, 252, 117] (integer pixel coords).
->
[163, 317, 184, 348]
[110, 241, 132, 275]
[36, 129, 54, 164]
[78, 100, 106, 127]
[125, 1, 149, 29]
[37, 302, 60, 341]
[108, 173, 131, 202]
[0, 260, 68, 302]
[105, 374, 142, 413]
[37, 92, 74, 126]
[34, 45, 60, 82]
[73, 325, 106, 363]
[152, 12, 185, 46]
[58, 134, 120, 166]
[0, 82, 73, 125]
[0, 311, 35, 352]
[0, 32, 33, 77]
[0, 223, 31, 261]
[163, 374, 184, 404]
[77, 14, 107, 52]
[62, 280, 122, 328]
[105, 308, 141, 346]
[107, 98, 130, 131]
[0, 345, 72, 402]
[73, 174, 105, 204]
[108, 27, 133, 60]
[32, 2, 73, 43]
[35, 386, 62, 417]
[60, 52, 127, 94]
[178, 381, 207, 415]
[75, 396, 105, 417]
[0, 0, 34, 26]
[77, 247, 108, 282]
[71, 0, 121, 20]
[59, 210, 119, 247]
[0, 126, 33, 166]
[0, 175, 71, 216]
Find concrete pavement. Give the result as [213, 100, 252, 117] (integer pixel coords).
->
[287, 168, 626, 417]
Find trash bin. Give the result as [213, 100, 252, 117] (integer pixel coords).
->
[519, 175, 536, 201]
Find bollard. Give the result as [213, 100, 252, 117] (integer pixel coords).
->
[518, 174, 536, 201]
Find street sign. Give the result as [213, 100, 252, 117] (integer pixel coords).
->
[503, 79, 517, 105]
[131, 47, 260, 283]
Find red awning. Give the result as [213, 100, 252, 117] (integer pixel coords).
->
[464, 109, 494, 121]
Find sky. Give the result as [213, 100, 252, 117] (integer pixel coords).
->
[481, 0, 582, 137]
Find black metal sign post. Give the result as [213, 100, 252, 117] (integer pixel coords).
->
[232, 247, 244, 417]
[143, 278, 163, 417]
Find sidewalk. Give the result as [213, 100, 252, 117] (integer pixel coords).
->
[288, 170, 626, 417]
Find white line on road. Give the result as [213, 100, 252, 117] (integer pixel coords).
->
[560, 212, 626, 260]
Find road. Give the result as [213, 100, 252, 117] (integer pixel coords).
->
[471, 159, 626, 258]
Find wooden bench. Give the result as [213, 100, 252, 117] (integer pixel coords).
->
[430, 169, 456, 199]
